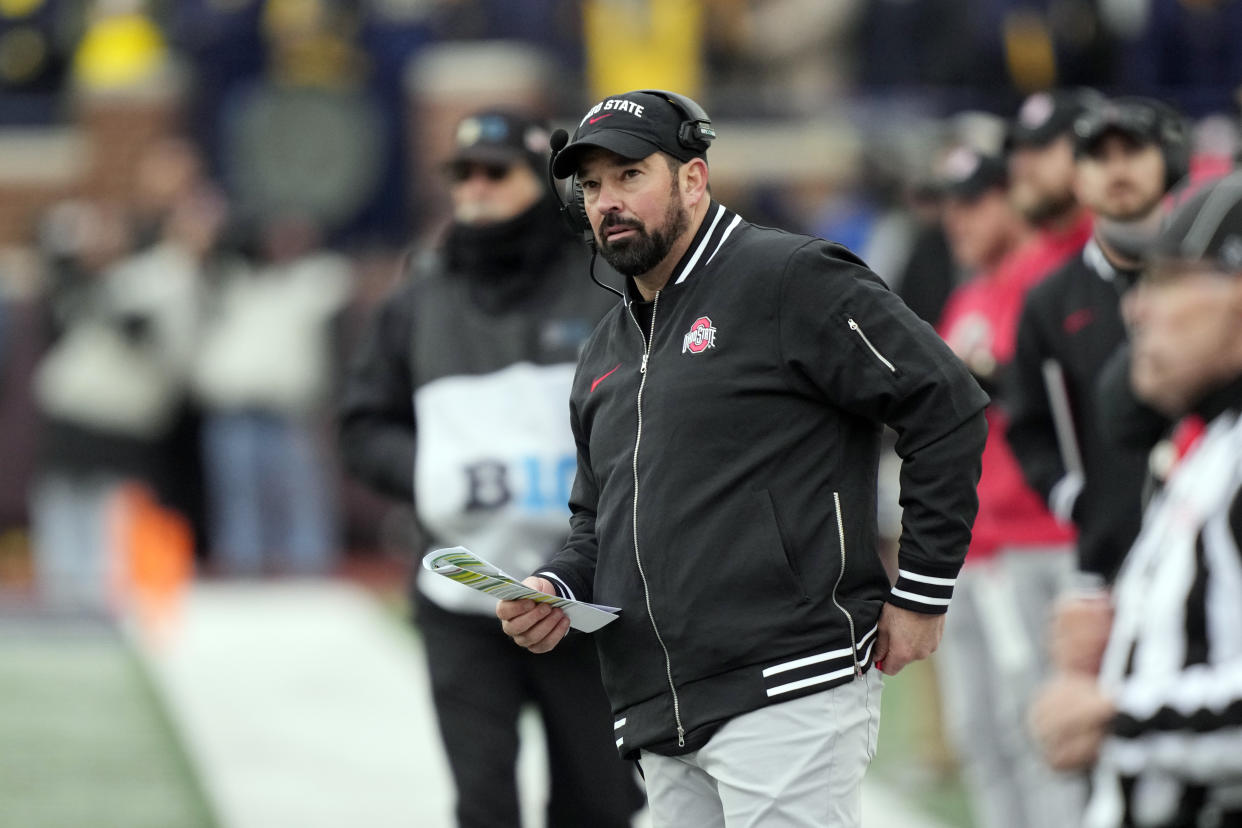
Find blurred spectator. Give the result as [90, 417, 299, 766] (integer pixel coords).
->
[339, 108, 642, 828]
[0, 0, 73, 124]
[1030, 169, 1242, 828]
[891, 111, 1009, 326]
[215, 0, 389, 243]
[705, 0, 858, 114]
[192, 212, 350, 577]
[71, 0, 175, 93]
[30, 188, 207, 611]
[1007, 96, 1190, 585]
[1006, 89, 1099, 246]
[128, 135, 215, 564]
[932, 145, 1083, 828]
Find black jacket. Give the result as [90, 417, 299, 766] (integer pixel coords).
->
[538, 203, 988, 758]
[1006, 240, 1149, 581]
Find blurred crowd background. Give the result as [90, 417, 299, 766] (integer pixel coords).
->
[1, 0, 1238, 600]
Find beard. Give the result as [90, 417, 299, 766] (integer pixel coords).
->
[596, 181, 690, 277]
[1015, 189, 1078, 226]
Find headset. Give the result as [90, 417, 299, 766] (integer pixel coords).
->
[650, 88, 716, 155]
[1073, 97, 1190, 191]
[547, 89, 715, 244]
[1153, 103, 1192, 191]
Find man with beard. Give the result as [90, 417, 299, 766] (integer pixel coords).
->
[1006, 98, 1190, 614]
[339, 109, 642, 828]
[1006, 89, 1099, 272]
[496, 90, 989, 826]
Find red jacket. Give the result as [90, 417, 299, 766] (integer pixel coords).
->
[937, 227, 1085, 561]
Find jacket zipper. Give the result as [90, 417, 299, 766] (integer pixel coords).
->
[830, 492, 861, 677]
[847, 318, 896, 373]
[627, 293, 686, 747]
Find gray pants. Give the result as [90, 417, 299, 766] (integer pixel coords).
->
[31, 473, 124, 612]
[640, 669, 882, 828]
[937, 548, 1086, 828]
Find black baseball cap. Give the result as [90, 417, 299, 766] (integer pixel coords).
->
[445, 109, 550, 172]
[1148, 172, 1242, 271]
[551, 91, 707, 179]
[935, 146, 1008, 201]
[1006, 89, 1103, 150]
[1073, 96, 1179, 155]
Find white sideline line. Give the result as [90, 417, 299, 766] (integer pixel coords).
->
[135, 580, 950, 828]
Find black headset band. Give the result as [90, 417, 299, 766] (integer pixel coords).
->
[633, 89, 711, 125]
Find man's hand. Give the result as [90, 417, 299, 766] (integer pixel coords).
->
[1049, 592, 1113, 675]
[496, 577, 570, 654]
[872, 603, 946, 676]
[1029, 673, 1115, 771]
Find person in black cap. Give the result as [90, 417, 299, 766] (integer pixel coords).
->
[339, 108, 641, 828]
[1007, 95, 1190, 593]
[933, 145, 1084, 828]
[496, 89, 989, 826]
[1030, 170, 1242, 828]
[1007, 89, 1101, 244]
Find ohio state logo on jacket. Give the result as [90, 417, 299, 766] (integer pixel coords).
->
[682, 316, 717, 354]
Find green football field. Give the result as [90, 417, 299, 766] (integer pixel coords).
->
[871, 658, 974, 827]
[0, 618, 217, 828]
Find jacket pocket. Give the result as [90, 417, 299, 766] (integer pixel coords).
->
[758, 489, 810, 604]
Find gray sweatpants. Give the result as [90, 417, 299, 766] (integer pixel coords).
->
[936, 548, 1086, 828]
[640, 669, 883, 828]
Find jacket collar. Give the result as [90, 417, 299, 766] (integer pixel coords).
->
[1083, 237, 1141, 288]
[624, 201, 742, 305]
[1083, 238, 1118, 282]
[670, 201, 742, 287]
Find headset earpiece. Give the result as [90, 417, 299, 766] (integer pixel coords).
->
[548, 130, 622, 298]
[566, 176, 593, 247]
[1159, 111, 1191, 190]
[548, 128, 595, 248]
[634, 89, 716, 154]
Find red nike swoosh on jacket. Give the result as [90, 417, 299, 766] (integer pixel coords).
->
[1063, 308, 1094, 335]
[591, 363, 622, 392]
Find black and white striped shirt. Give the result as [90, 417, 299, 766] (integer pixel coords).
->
[1086, 397, 1242, 828]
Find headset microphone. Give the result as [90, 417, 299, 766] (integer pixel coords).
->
[547, 126, 624, 299]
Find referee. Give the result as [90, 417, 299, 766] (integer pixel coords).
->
[1031, 171, 1242, 827]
